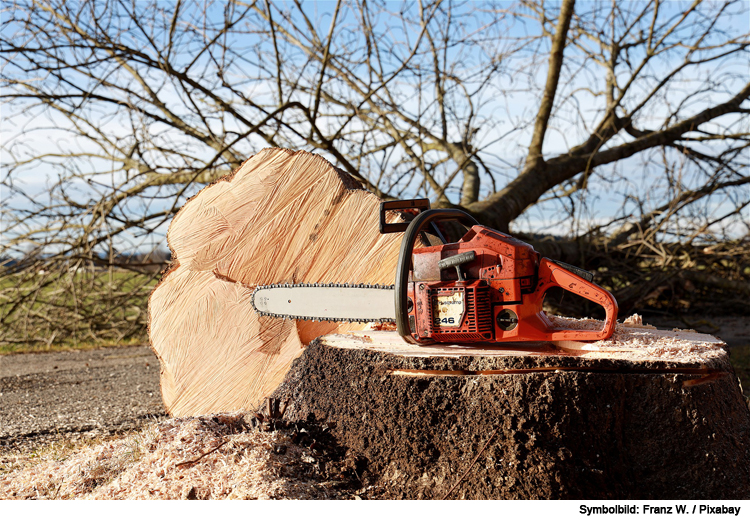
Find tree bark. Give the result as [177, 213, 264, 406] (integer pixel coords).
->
[273, 322, 750, 499]
[525, 0, 576, 166]
[459, 157, 480, 206]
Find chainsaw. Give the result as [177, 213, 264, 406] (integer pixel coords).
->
[252, 199, 618, 344]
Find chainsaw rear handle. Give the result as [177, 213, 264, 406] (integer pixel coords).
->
[395, 209, 479, 342]
[532, 258, 618, 341]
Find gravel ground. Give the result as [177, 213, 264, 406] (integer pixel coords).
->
[0, 345, 165, 455]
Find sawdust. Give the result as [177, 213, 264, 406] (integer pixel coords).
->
[549, 314, 726, 362]
[621, 313, 656, 329]
[0, 413, 359, 500]
[364, 322, 397, 332]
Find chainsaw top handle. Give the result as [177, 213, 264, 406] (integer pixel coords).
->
[394, 209, 479, 342]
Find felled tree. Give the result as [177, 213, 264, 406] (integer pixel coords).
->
[149, 148, 408, 416]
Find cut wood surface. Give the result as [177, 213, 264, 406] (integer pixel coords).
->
[273, 320, 750, 499]
[149, 148, 410, 417]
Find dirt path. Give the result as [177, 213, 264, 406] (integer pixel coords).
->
[0, 346, 165, 453]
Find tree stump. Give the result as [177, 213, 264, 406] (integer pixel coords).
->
[272, 318, 750, 499]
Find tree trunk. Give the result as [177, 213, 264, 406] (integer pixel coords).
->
[148, 148, 409, 416]
[272, 320, 750, 499]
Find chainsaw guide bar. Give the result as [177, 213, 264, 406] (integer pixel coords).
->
[251, 283, 396, 323]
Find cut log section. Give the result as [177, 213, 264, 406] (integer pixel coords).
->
[149, 148, 410, 416]
[272, 318, 750, 499]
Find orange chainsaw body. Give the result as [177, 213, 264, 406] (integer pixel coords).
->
[398, 222, 617, 345]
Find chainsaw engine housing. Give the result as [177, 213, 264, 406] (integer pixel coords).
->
[406, 225, 541, 343]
